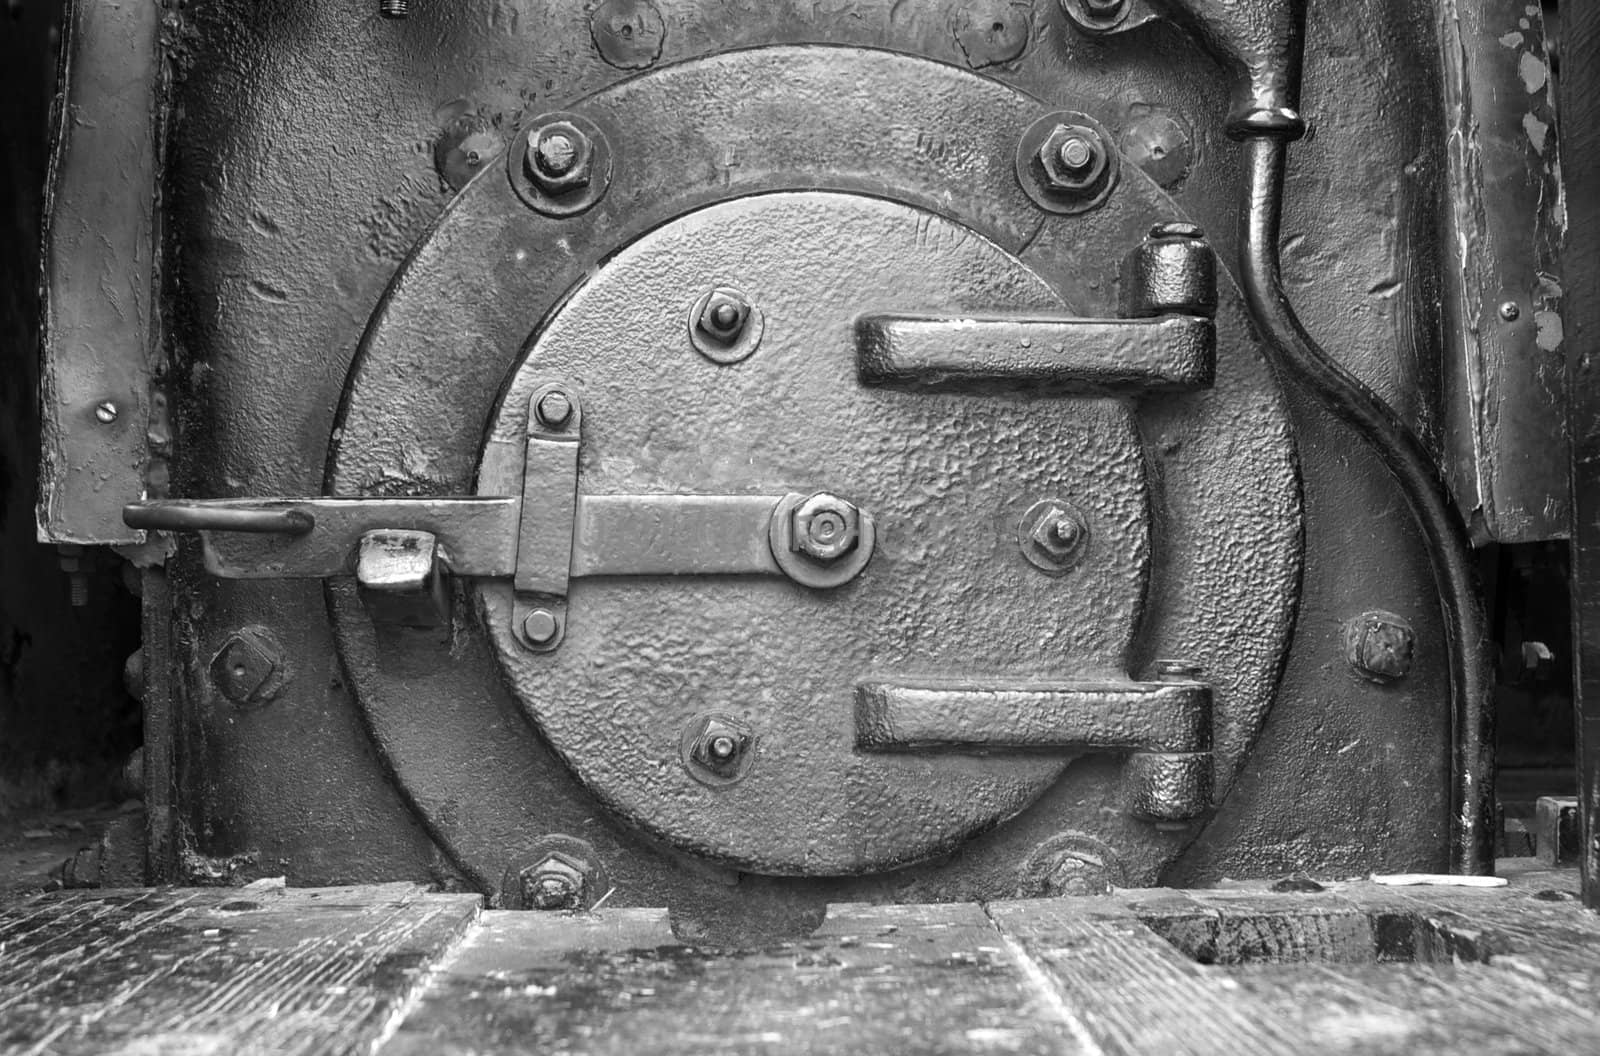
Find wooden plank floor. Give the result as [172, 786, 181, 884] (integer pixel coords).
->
[5, 863, 1600, 1054]
[0, 882, 481, 1055]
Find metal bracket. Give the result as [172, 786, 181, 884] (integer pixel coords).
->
[123, 381, 877, 642]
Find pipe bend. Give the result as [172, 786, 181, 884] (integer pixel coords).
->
[1239, 136, 1495, 874]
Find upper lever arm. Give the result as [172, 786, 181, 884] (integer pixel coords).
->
[1148, 0, 1306, 138]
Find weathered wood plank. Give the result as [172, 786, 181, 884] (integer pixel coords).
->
[0, 883, 481, 1056]
[987, 896, 1309, 1055]
[380, 902, 1090, 1056]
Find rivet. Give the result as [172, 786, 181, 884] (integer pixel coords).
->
[535, 390, 573, 429]
[522, 608, 559, 646]
[94, 401, 119, 424]
[1499, 301, 1521, 322]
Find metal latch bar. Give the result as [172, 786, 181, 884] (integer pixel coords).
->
[854, 678, 1213, 821]
[854, 680, 1210, 754]
[854, 314, 1215, 392]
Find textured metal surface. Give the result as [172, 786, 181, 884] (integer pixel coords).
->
[855, 314, 1214, 391]
[1435, 0, 1568, 543]
[36, 0, 163, 544]
[150, 0, 1460, 900]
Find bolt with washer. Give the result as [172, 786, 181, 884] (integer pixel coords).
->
[519, 852, 589, 911]
[696, 289, 751, 344]
[791, 493, 862, 563]
[525, 121, 594, 195]
[687, 715, 754, 779]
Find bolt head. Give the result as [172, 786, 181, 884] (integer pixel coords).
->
[535, 390, 573, 429]
[1036, 124, 1108, 195]
[209, 630, 283, 706]
[1057, 136, 1094, 172]
[525, 122, 594, 195]
[522, 608, 560, 647]
[520, 853, 588, 910]
[689, 716, 753, 776]
[696, 290, 751, 344]
[1343, 610, 1415, 683]
[1029, 506, 1086, 559]
[1043, 852, 1114, 897]
[791, 493, 862, 563]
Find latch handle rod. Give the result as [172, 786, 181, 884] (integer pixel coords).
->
[124, 501, 314, 536]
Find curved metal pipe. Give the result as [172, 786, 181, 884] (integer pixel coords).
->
[1240, 136, 1495, 873]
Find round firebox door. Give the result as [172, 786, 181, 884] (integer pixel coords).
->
[319, 46, 1302, 895]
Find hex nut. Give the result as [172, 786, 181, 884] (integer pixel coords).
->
[520, 852, 588, 911]
[684, 715, 755, 784]
[1018, 499, 1090, 572]
[1017, 832, 1127, 898]
[522, 608, 561, 648]
[525, 121, 594, 195]
[687, 286, 765, 365]
[791, 493, 861, 563]
[1343, 610, 1415, 683]
[1035, 123, 1110, 196]
[696, 289, 751, 344]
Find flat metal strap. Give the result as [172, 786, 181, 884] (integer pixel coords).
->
[854, 314, 1214, 392]
[854, 680, 1211, 753]
[516, 390, 582, 595]
[571, 495, 783, 577]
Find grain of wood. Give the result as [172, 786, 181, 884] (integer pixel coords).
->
[380, 902, 1090, 1056]
[0, 884, 480, 1056]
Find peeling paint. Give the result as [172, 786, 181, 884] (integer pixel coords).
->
[1535, 309, 1564, 352]
[1524, 111, 1550, 154]
[1499, 30, 1522, 47]
[1519, 51, 1548, 93]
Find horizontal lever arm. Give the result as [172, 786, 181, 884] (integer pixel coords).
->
[855, 314, 1214, 393]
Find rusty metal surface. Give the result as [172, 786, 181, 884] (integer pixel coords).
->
[1435, 0, 1567, 544]
[148, 0, 1458, 907]
[37, 0, 164, 545]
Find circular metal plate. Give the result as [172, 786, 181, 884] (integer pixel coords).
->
[475, 191, 1151, 874]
